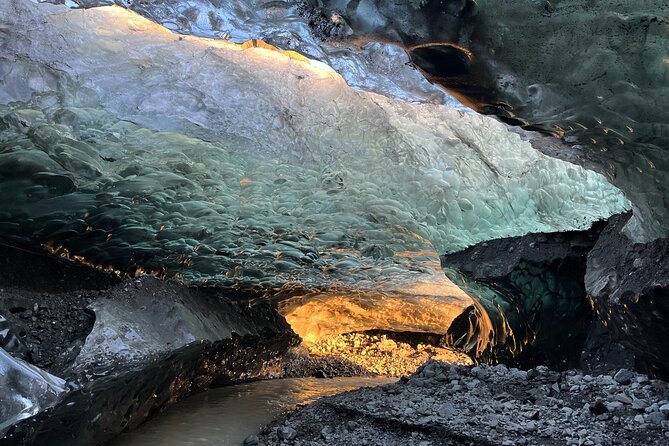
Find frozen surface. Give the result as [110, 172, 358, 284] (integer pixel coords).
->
[37, 0, 457, 106]
[311, 0, 669, 241]
[0, 348, 66, 435]
[0, 2, 629, 294]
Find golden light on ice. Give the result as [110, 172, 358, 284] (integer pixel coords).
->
[68, 5, 338, 78]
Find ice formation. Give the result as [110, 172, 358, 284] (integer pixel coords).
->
[309, 0, 669, 241]
[0, 348, 66, 436]
[0, 3, 628, 297]
[38, 0, 458, 106]
[0, 1, 638, 369]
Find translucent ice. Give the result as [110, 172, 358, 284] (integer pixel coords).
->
[0, 3, 629, 297]
[0, 348, 66, 435]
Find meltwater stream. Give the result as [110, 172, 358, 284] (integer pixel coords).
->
[111, 377, 395, 446]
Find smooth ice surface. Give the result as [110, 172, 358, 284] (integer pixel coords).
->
[0, 348, 66, 435]
[37, 0, 457, 106]
[0, 2, 629, 295]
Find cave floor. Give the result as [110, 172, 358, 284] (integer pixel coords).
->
[258, 362, 669, 446]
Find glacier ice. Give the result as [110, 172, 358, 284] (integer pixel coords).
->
[36, 0, 458, 106]
[0, 348, 66, 436]
[0, 1, 629, 297]
[310, 0, 669, 241]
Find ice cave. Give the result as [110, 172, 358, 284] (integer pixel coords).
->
[0, 1, 667, 445]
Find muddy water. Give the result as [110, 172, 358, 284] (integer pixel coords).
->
[111, 376, 395, 446]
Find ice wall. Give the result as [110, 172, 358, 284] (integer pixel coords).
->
[0, 2, 629, 296]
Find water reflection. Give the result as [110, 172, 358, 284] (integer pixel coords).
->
[111, 377, 394, 446]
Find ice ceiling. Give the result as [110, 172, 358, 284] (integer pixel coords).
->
[0, 1, 639, 358]
[312, 0, 669, 242]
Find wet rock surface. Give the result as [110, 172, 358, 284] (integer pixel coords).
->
[585, 214, 669, 379]
[259, 361, 669, 446]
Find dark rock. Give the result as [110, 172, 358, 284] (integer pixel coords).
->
[613, 369, 634, 385]
[277, 426, 297, 441]
[580, 319, 635, 376]
[442, 220, 608, 369]
[0, 315, 31, 361]
[646, 412, 666, 425]
[585, 214, 669, 379]
[243, 435, 260, 446]
[590, 400, 608, 416]
[0, 239, 120, 293]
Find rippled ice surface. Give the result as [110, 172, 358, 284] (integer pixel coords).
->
[0, 4, 629, 295]
[110, 377, 395, 446]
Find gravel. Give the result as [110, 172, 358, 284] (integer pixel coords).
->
[258, 361, 669, 445]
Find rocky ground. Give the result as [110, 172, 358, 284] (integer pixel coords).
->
[0, 288, 95, 373]
[281, 331, 471, 378]
[282, 346, 370, 378]
[307, 332, 472, 377]
[256, 361, 669, 446]
[0, 241, 117, 373]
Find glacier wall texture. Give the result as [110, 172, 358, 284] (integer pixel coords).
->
[302, 0, 669, 376]
[308, 0, 669, 242]
[0, 1, 628, 299]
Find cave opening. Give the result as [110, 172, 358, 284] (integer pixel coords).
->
[1, 1, 668, 445]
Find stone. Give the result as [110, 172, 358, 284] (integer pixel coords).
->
[436, 403, 455, 418]
[243, 435, 259, 446]
[277, 426, 297, 441]
[613, 369, 634, 385]
[443, 221, 608, 369]
[605, 401, 623, 412]
[660, 404, 669, 415]
[523, 410, 540, 420]
[614, 394, 633, 405]
[589, 401, 607, 416]
[320, 426, 333, 440]
[632, 399, 650, 410]
[646, 412, 666, 425]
